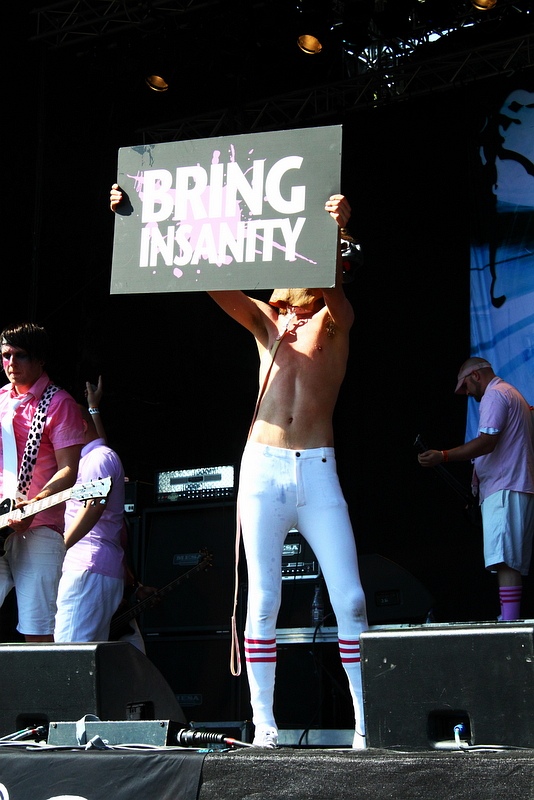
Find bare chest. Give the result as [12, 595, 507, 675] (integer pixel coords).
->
[275, 314, 333, 357]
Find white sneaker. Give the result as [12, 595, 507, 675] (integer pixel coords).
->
[253, 724, 278, 749]
[352, 730, 367, 750]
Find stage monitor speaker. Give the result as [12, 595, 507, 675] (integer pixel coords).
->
[141, 502, 237, 633]
[361, 622, 534, 749]
[277, 550, 434, 629]
[0, 641, 185, 738]
[144, 634, 246, 723]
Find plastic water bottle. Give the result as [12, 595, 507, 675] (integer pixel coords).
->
[311, 584, 324, 626]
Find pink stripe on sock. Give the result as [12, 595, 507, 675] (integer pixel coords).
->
[339, 638, 360, 663]
[245, 637, 277, 662]
[245, 637, 276, 646]
[500, 587, 522, 599]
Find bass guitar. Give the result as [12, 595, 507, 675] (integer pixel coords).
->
[109, 547, 213, 641]
[0, 477, 113, 555]
[414, 433, 481, 528]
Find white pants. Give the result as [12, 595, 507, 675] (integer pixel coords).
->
[55, 570, 124, 642]
[0, 526, 65, 636]
[238, 442, 368, 732]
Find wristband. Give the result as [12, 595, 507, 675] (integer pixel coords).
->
[88, 407, 100, 415]
[441, 450, 449, 463]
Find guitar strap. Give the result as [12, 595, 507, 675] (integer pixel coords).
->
[1, 384, 60, 502]
[230, 315, 296, 677]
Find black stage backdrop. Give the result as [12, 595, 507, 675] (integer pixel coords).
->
[6, 15, 533, 625]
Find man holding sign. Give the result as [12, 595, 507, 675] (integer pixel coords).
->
[110, 187, 367, 749]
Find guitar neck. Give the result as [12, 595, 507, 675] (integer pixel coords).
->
[414, 433, 473, 504]
[0, 488, 72, 529]
[110, 556, 211, 632]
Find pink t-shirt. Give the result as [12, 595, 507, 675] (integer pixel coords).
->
[0, 372, 85, 531]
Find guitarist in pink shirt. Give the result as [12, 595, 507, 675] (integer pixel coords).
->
[0, 322, 84, 641]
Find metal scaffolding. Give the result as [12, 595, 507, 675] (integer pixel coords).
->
[136, 31, 534, 141]
[29, 0, 534, 139]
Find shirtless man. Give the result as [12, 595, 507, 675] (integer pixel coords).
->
[110, 188, 368, 749]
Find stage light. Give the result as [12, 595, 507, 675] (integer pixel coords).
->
[145, 74, 169, 92]
[297, 33, 323, 54]
[471, 0, 497, 10]
[295, 0, 339, 55]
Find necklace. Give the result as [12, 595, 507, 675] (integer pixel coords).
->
[275, 311, 297, 341]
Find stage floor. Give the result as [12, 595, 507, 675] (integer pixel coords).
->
[0, 742, 534, 799]
[200, 746, 534, 800]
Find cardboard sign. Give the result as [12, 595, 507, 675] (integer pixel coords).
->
[110, 125, 342, 294]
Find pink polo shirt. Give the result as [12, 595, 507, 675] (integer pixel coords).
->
[0, 372, 85, 531]
[62, 438, 125, 578]
[475, 377, 534, 503]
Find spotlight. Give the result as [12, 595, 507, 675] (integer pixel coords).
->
[297, 33, 323, 54]
[145, 74, 169, 92]
[471, 0, 497, 9]
[296, 1, 334, 55]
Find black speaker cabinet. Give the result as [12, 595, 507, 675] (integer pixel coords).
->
[277, 550, 434, 629]
[0, 641, 185, 738]
[144, 633, 246, 723]
[361, 622, 534, 749]
[141, 502, 237, 633]
[274, 642, 354, 729]
[358, 554, 434, 625]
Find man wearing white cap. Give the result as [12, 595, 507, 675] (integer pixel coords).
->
[418, 356, 534, 620]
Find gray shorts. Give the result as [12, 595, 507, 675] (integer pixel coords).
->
[482, 489, 534, 575]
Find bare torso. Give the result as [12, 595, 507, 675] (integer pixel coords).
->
[250, 306, 350, 449]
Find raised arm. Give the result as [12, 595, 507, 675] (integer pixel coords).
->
[207, 291, 278, 349]
[86, 376, 107, 444]
[321, 195, 355, 331]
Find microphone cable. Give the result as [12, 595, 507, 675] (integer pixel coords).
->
[175, 728, 253, 749]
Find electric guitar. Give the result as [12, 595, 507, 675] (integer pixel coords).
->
[0, 477, 113, 555]
[109, 548, 213, 641]
[414, 433, 481, 527]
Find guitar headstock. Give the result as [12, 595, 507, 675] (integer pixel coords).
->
[198, 547, 213, 569]
[413, 433, 430, 454]
[71, 477, 113, 502]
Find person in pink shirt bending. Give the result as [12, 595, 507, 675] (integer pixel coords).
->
[0, 322, 84, 641]
[54, 403, 126, 643]
[418, 357, 534, 620]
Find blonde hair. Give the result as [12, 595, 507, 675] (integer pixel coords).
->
[269, 288, 324, 313]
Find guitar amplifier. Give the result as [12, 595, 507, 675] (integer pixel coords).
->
[124, 480, 152, 515]
[155, 464, 235, 504]
[282, 529, 320, 580]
